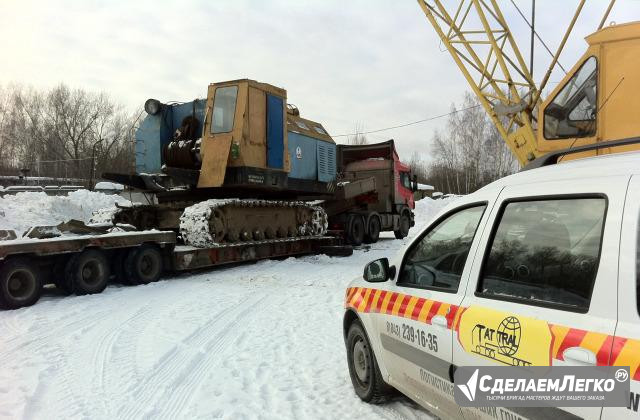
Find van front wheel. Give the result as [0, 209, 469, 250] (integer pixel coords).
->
[346, 320, 393, 403]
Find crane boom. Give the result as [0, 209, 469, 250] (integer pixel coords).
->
[418, 0, 539, 165]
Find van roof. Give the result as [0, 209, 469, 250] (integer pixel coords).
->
[478, 151, 640, 193]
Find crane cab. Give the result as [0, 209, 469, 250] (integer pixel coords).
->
[195, 79, 337, 196]
[537, 21, 640, 159]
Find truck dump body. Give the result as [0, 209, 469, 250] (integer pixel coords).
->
[322, 140, 416, 245]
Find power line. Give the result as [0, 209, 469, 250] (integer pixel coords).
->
[509, 0, 568, 74]
[332, 105, 481, 138]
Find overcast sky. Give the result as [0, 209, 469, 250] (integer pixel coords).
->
[1, 0, 637, 159]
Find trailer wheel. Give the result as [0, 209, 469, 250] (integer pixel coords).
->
[0, 258, 42, 309]
[124, 244, 163, 285]
[65, 249, 111, 295]
[112, 250, 129, 285]
[53, 256, 73, 295]
[364, 215, 381, 244]
[394, 212, 411, 239]
[347, 215, 365, 246]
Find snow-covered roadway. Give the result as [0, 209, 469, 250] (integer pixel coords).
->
[0, 194, 451, 419]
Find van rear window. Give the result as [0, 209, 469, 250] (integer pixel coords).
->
[478, 197, 606, 312]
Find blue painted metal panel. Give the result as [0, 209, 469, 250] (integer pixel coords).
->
[266, 95, 284, 169]
[317, 141, 337, 182]
[287, 131, 318, 180]
[134, 99, 206, 174]
[135, 114, 164, 173]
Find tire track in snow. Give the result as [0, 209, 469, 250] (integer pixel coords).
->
[117, 293, 268, 420]
[90, 281, 222, 406]
[0, 305, 115, 365]
[93, 287, 242, 417]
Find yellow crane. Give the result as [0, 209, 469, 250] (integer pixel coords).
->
[417, 0, 640, 166]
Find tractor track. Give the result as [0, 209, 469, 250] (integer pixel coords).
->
[117, 293, 269, 420]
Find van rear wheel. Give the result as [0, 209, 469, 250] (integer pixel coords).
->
[346, 320, 393, 403]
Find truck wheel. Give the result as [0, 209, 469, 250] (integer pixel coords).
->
[124, 244, 163, 285]
[0, 258, 42, 309]
[65, 250, 110, 295]
[394, 212, 411, 239]
[364, 216, 381, 244]
[347, 215, 365, 246]
[346, 320, 393, 403]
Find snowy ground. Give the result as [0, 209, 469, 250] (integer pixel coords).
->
[0, 193, 453, 419]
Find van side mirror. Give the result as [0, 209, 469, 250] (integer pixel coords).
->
[363, 258, 396, 282]
[412, 174, 418, 192]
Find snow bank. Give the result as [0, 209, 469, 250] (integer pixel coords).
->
[0, 190, 130, 236]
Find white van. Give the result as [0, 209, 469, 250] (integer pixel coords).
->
[343, 151, 640, 419]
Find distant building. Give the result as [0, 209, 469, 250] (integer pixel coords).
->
[414, 183, 435, 200]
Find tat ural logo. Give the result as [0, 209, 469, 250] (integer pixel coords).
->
[458, 369, 480, 402]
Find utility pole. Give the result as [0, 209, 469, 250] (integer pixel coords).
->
[530, 0, 535, 78]
[89, 139, 104, 190]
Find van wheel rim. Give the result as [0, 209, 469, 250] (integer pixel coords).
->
[7, 269, 35, 300]
[353, 338, 370, 383]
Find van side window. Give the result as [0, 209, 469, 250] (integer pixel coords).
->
[399, 205, 486, 292]
[479, 197, 606, 312]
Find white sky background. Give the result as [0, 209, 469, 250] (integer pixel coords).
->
[0, 0, 637, 160]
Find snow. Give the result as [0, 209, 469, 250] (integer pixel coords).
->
[0, 194, 457, 419]
[94, 181, 124, 191]
[0, 190, 130, 236]
[417, 183, 434, 191]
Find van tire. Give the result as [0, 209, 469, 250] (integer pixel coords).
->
[346, 320, 393, 403]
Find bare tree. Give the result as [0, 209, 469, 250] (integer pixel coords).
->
[347, 123, 368, 145]
[426, 92, 519, 194]
[0, 83, 134, 184]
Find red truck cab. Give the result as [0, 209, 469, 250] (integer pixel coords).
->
[395, 157, 416, 211]
[327, 140, 417, 245]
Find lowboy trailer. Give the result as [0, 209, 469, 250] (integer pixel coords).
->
[0, 230, 349, 310]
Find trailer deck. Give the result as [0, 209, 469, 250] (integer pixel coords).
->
[0, 230, 351, 309]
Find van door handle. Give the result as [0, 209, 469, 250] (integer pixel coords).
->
[563, 347, 597, 365]
[431, 315, 448, 330]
